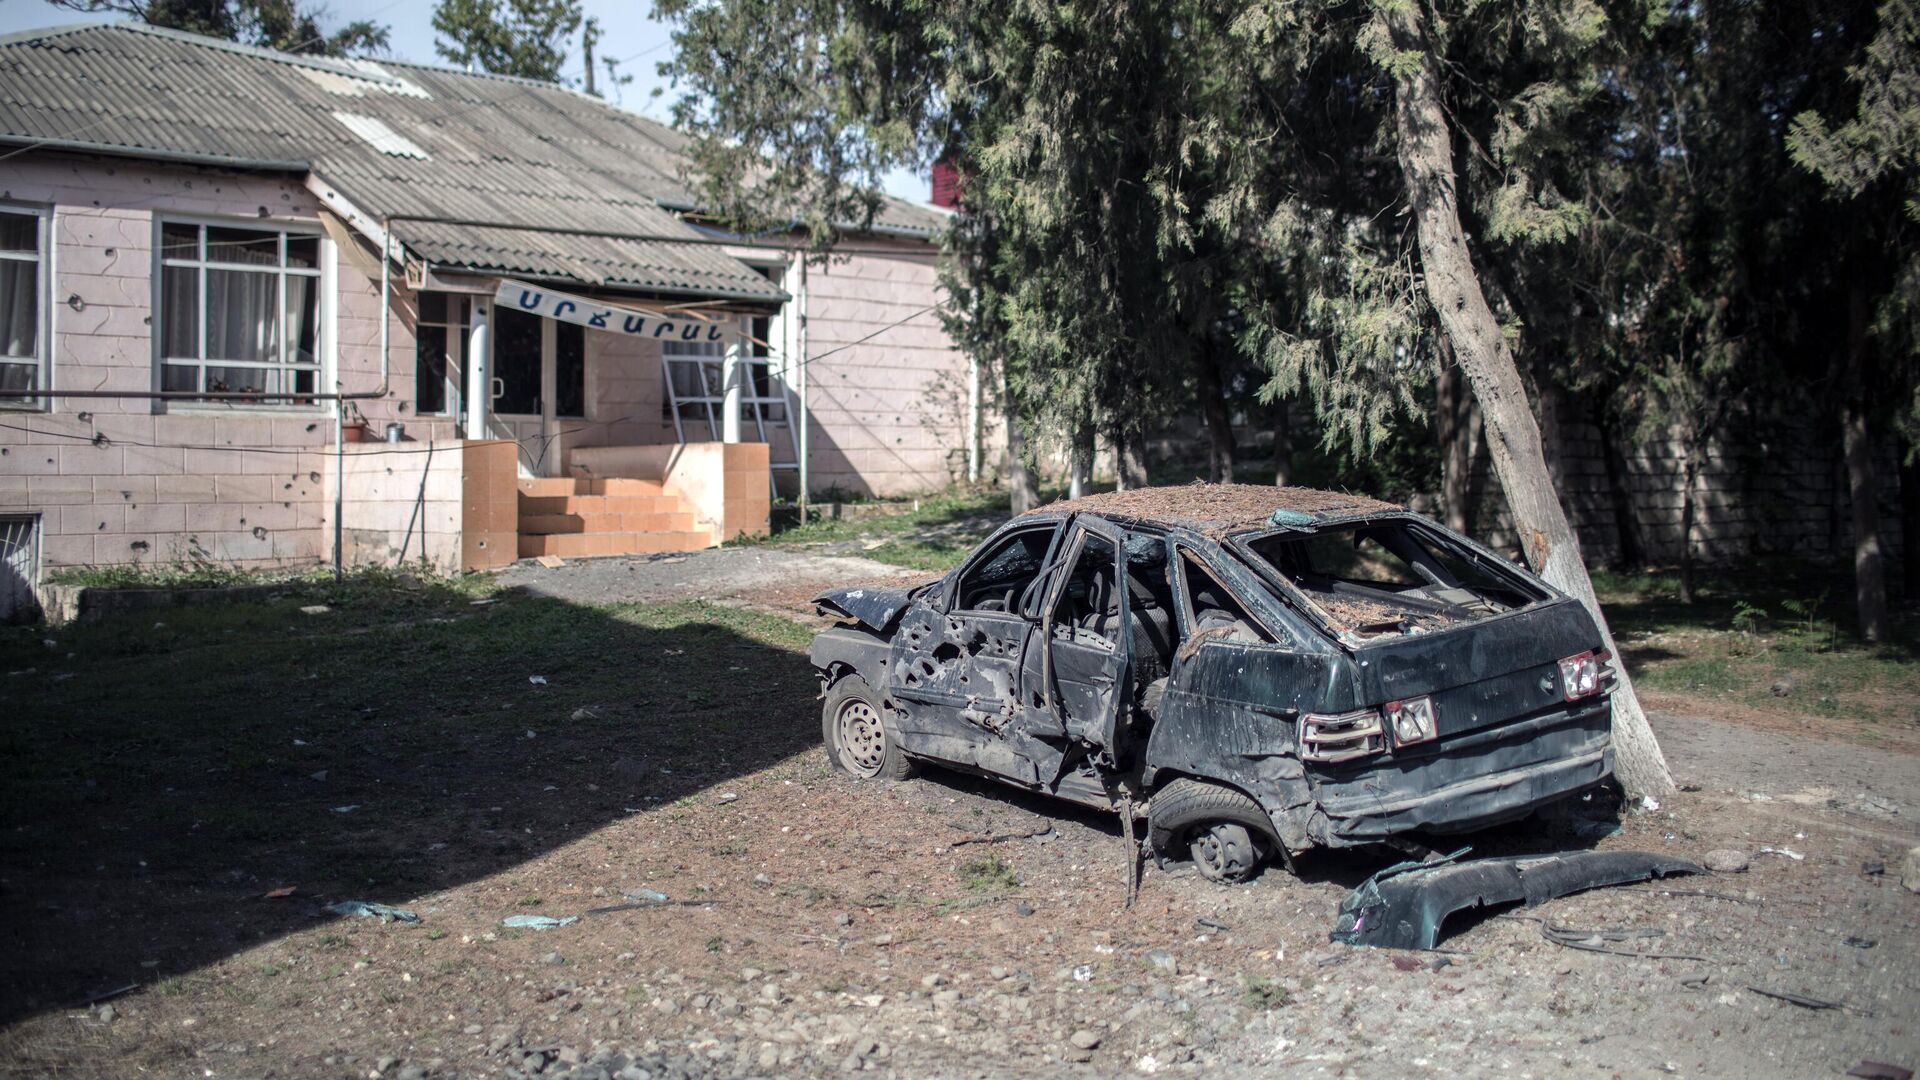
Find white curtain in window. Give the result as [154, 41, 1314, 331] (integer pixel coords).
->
[285, 274, 316, 365]
[205, 269, 276, 362]
[0, 260, 35, 359]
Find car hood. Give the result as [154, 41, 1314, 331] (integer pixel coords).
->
[814, 585, 916, 632]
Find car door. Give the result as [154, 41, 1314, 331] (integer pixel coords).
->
[1031, 516, 1132, 766]
[885, 520, 1062, 783]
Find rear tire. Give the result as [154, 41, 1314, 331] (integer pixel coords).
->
[822, 674, 914, 781]
[1149, 778, 1278, 884]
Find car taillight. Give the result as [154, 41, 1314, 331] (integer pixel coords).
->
[1299, 709, 1385, 763]
[1559, 649, 1610, 701]
[1383, 696, 1437, 747]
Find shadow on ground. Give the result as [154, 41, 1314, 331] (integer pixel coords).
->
[912, 755, 1622, 898]
[0, 578, 822, 1024]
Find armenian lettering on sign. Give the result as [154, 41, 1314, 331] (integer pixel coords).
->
[493, 279, 734, 343]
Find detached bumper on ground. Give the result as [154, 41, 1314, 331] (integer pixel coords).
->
[1330, 849, 1704, 950]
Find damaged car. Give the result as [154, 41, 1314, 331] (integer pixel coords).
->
[810, 484, 1621, 884]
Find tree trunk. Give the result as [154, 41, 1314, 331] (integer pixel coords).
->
[1069, 419, 1095, 499]
[1003, 376, 1039, 514]
[1596, 407, 1643, 572]
[1378, 0, 1674, 797]
[1193, 346, 1237, 483]
[1436, 350, 1472, 533]
[1677, 453, 1697, 605]
[1272, 398, 1295, 487]
[1114, 431, 1150, 490]
[1901, 444, 1920, 598]
[1844, 279, 1889, 642]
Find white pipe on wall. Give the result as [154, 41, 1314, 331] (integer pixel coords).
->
[796, 256, 810, 516]
[967, 352, 981, 485]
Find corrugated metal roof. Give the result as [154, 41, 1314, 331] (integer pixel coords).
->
[0, 23, 945, 299]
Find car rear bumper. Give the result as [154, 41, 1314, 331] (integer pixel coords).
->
[1305, 697, 1614, 846]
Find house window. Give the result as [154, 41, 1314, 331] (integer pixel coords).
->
[415, 292, 468, 416]
[491, 307, 583, 418]
[158, 220, 322, 403]
[0, 207, 49, 405]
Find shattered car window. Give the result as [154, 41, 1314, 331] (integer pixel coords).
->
[1244, 521, 1547, 641]
[954, 526, 1055, 612]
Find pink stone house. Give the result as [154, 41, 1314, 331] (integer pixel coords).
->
[0, 23, 985, 614]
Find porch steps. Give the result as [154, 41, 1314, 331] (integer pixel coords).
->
[515, 476, 715, 561]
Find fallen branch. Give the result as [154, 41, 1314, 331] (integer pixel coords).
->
[1747, 985, 1874, 1017]
[948, 826, 1054, 848]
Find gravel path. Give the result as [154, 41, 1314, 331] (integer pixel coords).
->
[494, 545, 922, 606]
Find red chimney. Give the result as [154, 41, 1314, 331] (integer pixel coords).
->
[931, 157, 967, 210]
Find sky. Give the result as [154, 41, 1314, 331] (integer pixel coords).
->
[0, 0, 929, 202]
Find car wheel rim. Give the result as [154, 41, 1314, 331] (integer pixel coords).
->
[1190, 824, 1252, 882]
[835, 699, 887, 777]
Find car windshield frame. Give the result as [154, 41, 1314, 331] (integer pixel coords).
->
[1225, 513, 1560, 648]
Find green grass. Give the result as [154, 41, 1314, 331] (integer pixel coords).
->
[957, 853, 1021, 892]
[0, 577, 823, 1015]
[1592, 563, 1920, 738]
[1239, 976, 1292, 1011]
[745, 487, 1013, 572]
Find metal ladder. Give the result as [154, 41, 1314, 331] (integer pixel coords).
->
[661, 352, 801, 500]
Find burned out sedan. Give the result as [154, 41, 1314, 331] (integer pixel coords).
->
[810, 484, 1618, 883]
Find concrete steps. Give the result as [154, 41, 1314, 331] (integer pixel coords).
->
[516, 531, 713, 559]
[515, 476, 714, 561]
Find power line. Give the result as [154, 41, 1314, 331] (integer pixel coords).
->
[0, 303, 944, 463]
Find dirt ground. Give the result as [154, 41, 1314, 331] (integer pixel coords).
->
[3, 548, 1917, 1080]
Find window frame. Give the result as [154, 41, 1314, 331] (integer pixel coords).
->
[490, 306, 584, 421]
[1169, 541, 1281, 645]
[151, 215, 330, 413]
[413, 292, 468, 418]
[0, 203, 52, 411]
[945, 518, 1063, 616]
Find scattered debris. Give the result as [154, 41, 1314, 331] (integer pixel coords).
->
[1570, 818, 1622, 840]
[1071, 965, 1094, 982]
[1540, 922, 1709, 962]
[330, 805, 359, 814]
[1757, 846, 1805, 862]
[528, 675, 548, 686]
[569, 707, 599, 721]
[1848, 1062, 1914, 1080]
[263, 886, 296, 899]
[77, 984, 137, 1008]
[948, 823, 1055, 847]
[1862, 859, 1886, 877]
[1746, 986, 1840, 1011]
[1702, 849, 1750, 873]
[309, 770, 327, 782]
[1640, 795, 1662, 812]
[622, 888, 668, 903]
[501, 915, 579, 930]
[299, 605, 329, 615]
[717, 792, 739, 804]
[1843, 936, 1876, 949]
[1902, 847, 1920, 894]
[327, 901, 419, 923]
[535, 555, 564, 568]
[1195, 916, 1229, 933]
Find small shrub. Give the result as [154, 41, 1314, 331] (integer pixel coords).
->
[1241, 976, 1292, 1011]
[958, 854, 1020, 892]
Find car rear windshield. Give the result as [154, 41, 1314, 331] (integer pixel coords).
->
[1240, 520, 1549, 642]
